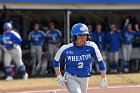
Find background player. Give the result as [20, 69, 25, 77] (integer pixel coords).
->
[92, 24, 106, 73]
[106, 24, 122, 73]
[53, 23, 108, 93]
[121, 18, 140, 72]
[28, 23, 45, 75]
[2, 22, 28, 80]
[46, 22, 62, 75]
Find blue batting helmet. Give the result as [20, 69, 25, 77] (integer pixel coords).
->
[3, 22, 13, 30]
[71, 23, 89, 37]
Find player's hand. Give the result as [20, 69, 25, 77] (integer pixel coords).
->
[100, 78, 108, 88]
[57, 75, 67, 89]
[7, 41, 13, 45]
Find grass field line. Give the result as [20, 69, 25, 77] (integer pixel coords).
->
[7, 84, 140, 93]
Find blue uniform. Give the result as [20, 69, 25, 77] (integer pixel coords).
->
[28, 30, 45, 75]
[46, 29, 62, 44]
[106, 31, 122, 71]
[2, 30, 27, 79]
[106, 31, 122, 52]
[121, 26, 140, 71]
[92, 31, 105, 51]
[122, 27, 140, 44]
[29, 30, 45, 45]
[53, 42, 105, 77]
[2, 31, 22, 49]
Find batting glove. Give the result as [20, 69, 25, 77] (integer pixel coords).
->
[100, 78, 108, 88]
[57, 75, 67, 89]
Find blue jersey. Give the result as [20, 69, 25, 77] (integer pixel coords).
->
[28, 30, 45, 46]
[106, 31, 122, 52]
[53, 42, 105, 77]
[122, 27, 140, 45]
[92, 31, 105, 51]
[2, 30, 22, 49]
[46, 29, 62, 44]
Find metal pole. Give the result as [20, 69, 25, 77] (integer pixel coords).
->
[66, 10, 71, 44]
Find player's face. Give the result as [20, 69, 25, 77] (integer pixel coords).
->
[6, 28, 12, 33]
[49, 23, 55, 30]
[96, 25, 102, 32]
[111, 25, 117, 32]
[127, 24, 132, 31]
[34, 24, 39, 30]
[76, 34, 87, 46]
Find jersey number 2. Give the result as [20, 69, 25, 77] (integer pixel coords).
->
[78, 62, 84, 68]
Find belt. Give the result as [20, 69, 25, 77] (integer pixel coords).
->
[70, 73, 90, 78]
[6, 48, 14, 50]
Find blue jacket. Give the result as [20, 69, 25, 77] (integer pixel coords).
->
[2, 30, 22, 49]
[28, 30, 45, 46]
[122, 26, 140, 45]
[46, 29, 62, 44]
[106, 31, 122, 52]
[92, 31, 106, 51]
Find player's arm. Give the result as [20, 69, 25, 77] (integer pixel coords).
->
[53, 45, 67, 89]
[92, 42, 108, 88]
[53, 45, 66, 76]
[12, 31, 22, 44]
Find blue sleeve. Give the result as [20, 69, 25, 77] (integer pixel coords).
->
[98, 60, 106, 70]
[12, 32, 22, 44]
[117, 32, 123, 42]
[13, 36, 22, 44]
[91, 42, 106, 71]
[133, 31, 140, 36]
[53, 45, 66, 67]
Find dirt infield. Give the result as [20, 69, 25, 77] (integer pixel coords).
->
[0, 73, 140, 93]
[5, 85, 140, 93]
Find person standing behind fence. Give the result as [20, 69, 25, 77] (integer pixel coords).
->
[46, 22, 62, 75]
[92, 24, 106, 73]
[106, 25, 122, 73]
[28, 23, 45, 75]
[121, 18, 140, 73]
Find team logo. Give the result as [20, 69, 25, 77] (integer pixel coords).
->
[80, 26, 87, 31]
[66, 51, 73, 54]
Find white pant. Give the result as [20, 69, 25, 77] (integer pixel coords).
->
[4, 45, 23, 67]
[109, 51, 119, 63]
[48, 44, 59, 62]
[122, 44, 132, 62]
[65, 72, 89, 93]
[31, 45, 42, 73]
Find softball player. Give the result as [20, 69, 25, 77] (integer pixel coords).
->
[122, 19, 140, 72]
[46, 22, 62, 74]
[53, 23, 108, 93]
[92, 24, 106, 73]
[106, 25, 122, 73]
[28, 23, 45, 75]
[2, 22, 28, 80]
